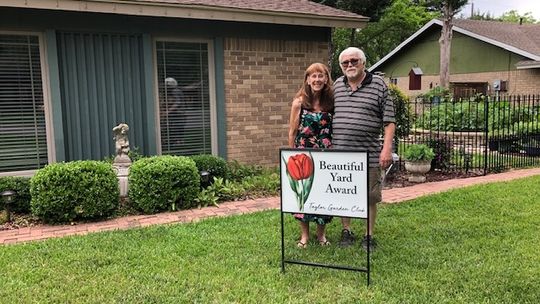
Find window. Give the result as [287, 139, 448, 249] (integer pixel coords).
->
[0, 34, 48, 172]
[156, 41, 213, 156]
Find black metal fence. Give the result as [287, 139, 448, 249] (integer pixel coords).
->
[397, 94, 540, 175]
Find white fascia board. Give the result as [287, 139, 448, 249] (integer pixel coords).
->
[0, 0, 368, 29]
[516, 63, 540, 69]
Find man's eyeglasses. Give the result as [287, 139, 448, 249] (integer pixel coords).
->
[340, 58, 360, 67]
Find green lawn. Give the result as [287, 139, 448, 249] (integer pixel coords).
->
[1, 176, 540, 303]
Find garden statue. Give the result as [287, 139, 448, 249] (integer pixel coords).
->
[113, 123, 131, 164]
[112, 123, 131, 197]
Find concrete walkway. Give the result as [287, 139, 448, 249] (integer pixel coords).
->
[2, 167, 540, 245]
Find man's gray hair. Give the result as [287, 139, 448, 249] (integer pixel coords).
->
[339, 47, 366, 65]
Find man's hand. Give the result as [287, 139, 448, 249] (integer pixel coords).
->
[379, 147, 393, 169]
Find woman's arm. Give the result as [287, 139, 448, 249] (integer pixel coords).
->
[288, 98, 302, 148]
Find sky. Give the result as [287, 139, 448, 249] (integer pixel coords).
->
[461, 0, 540, 20]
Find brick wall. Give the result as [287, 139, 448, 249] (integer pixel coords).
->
[223, 38, 329, 166]
[390, 69, 540, 97]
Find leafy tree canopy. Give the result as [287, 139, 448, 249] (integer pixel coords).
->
[310, 0, 391, 22]
[327, 0, 436, 77]
[413, 0, 468, 17]
[498, 10, 537, 24]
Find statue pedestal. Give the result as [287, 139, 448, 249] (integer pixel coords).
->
[113, 161, 131, 198]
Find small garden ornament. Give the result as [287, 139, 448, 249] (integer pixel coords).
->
[113, 123, 132, 197]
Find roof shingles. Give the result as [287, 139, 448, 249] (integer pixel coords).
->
[135, 0, 365, 19]
[453, 19, 540, 56]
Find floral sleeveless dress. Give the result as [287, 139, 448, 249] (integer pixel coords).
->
[293, 107, 333, 225]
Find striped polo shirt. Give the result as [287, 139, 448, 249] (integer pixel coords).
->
[332, 72, 395, 167]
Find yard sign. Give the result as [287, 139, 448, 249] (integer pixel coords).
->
[280, 148, 372, 286]
[281, 149, 368, 218]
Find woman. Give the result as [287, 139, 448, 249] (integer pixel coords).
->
[288, 62, 334, 248]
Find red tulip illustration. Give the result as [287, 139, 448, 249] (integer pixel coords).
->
[287, 153, 314, 180]
[282, 152, 315, 211]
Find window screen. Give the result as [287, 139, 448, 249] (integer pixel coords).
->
[0, 34, 48, 172]
[156, 41, 211, 156]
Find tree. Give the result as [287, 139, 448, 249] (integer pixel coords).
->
[357, 0, 436, 65]
[498, 10, 537, 24]
[469, 11, 496, 21]
[312, 0, 435, 77]
[416, 0, 467, 88]
[311, 0, 392, 44]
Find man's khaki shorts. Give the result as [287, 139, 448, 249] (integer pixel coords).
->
[368, 168, 382, 204]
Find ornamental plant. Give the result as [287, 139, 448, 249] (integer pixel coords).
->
[189, 154, 228, 182]
[404, 144, 435, 162]
[282, 153, 314, 211]
[129, 155, 200, 213]
[30, 161, 119, 223]
[0, 176, 31, 213]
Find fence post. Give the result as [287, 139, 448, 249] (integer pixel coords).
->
[483, 96, 489, 175]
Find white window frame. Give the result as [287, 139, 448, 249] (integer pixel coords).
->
[0, 31, 55, 177]
[152, 37, 217, 156]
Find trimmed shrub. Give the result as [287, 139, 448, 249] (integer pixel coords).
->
[30, 161, 119, 223]
[129, 155, 200, 213]
[189, 154, 228, 181]
[0, 176, 31, 213]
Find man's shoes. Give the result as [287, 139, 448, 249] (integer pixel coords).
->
[339, 229, 355, 247]
[361, 235, 377, 252]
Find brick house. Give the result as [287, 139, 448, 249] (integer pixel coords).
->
[0, 0, 367, 175]
[369, 19, 540, 97]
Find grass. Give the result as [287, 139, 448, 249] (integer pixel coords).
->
[1, 176, 540, 303]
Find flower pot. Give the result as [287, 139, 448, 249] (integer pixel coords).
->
[405, 160, 432, 183]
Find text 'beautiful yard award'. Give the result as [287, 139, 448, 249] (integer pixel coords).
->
[280, 149, 368, 219]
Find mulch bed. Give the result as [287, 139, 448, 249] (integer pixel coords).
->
[383, 168, 484, 189]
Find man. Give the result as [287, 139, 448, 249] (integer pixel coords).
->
[332, 47, 396, 251]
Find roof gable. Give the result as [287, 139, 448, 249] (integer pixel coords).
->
[370, 18, 540, 71]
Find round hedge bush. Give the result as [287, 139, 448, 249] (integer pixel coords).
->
[189, 154, 228, 180]
[129, 155, 200, 213]
[0, 176, 31, 213]
[30, 161, 119, 223]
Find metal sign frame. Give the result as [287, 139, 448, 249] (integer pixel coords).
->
[279, 148, 372, 286]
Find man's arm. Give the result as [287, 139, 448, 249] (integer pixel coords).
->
[380, 122, 396, 169]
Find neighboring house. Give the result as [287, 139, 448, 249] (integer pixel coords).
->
[0, 0, 367, 175]
[369, 19, 540, 97]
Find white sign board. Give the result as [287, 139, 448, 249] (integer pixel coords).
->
[280, 149, 369, 219]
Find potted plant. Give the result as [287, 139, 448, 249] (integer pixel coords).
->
[404, 144, 435, 183]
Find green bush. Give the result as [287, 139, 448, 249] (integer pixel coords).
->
[226, 160, 264, 181]
[388, 84, 412, 141]
[425, 137, 454, 169]
[417, 99, 540, 134]
[189, 154, 228, 181]
[129, 156, 200, 213]
[0, 176, 31, 213]
[30, 161, 119, 223]
[241, 173, 280, 197]
[404, 144, 435, 162]
[420, 86, 452, 103]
